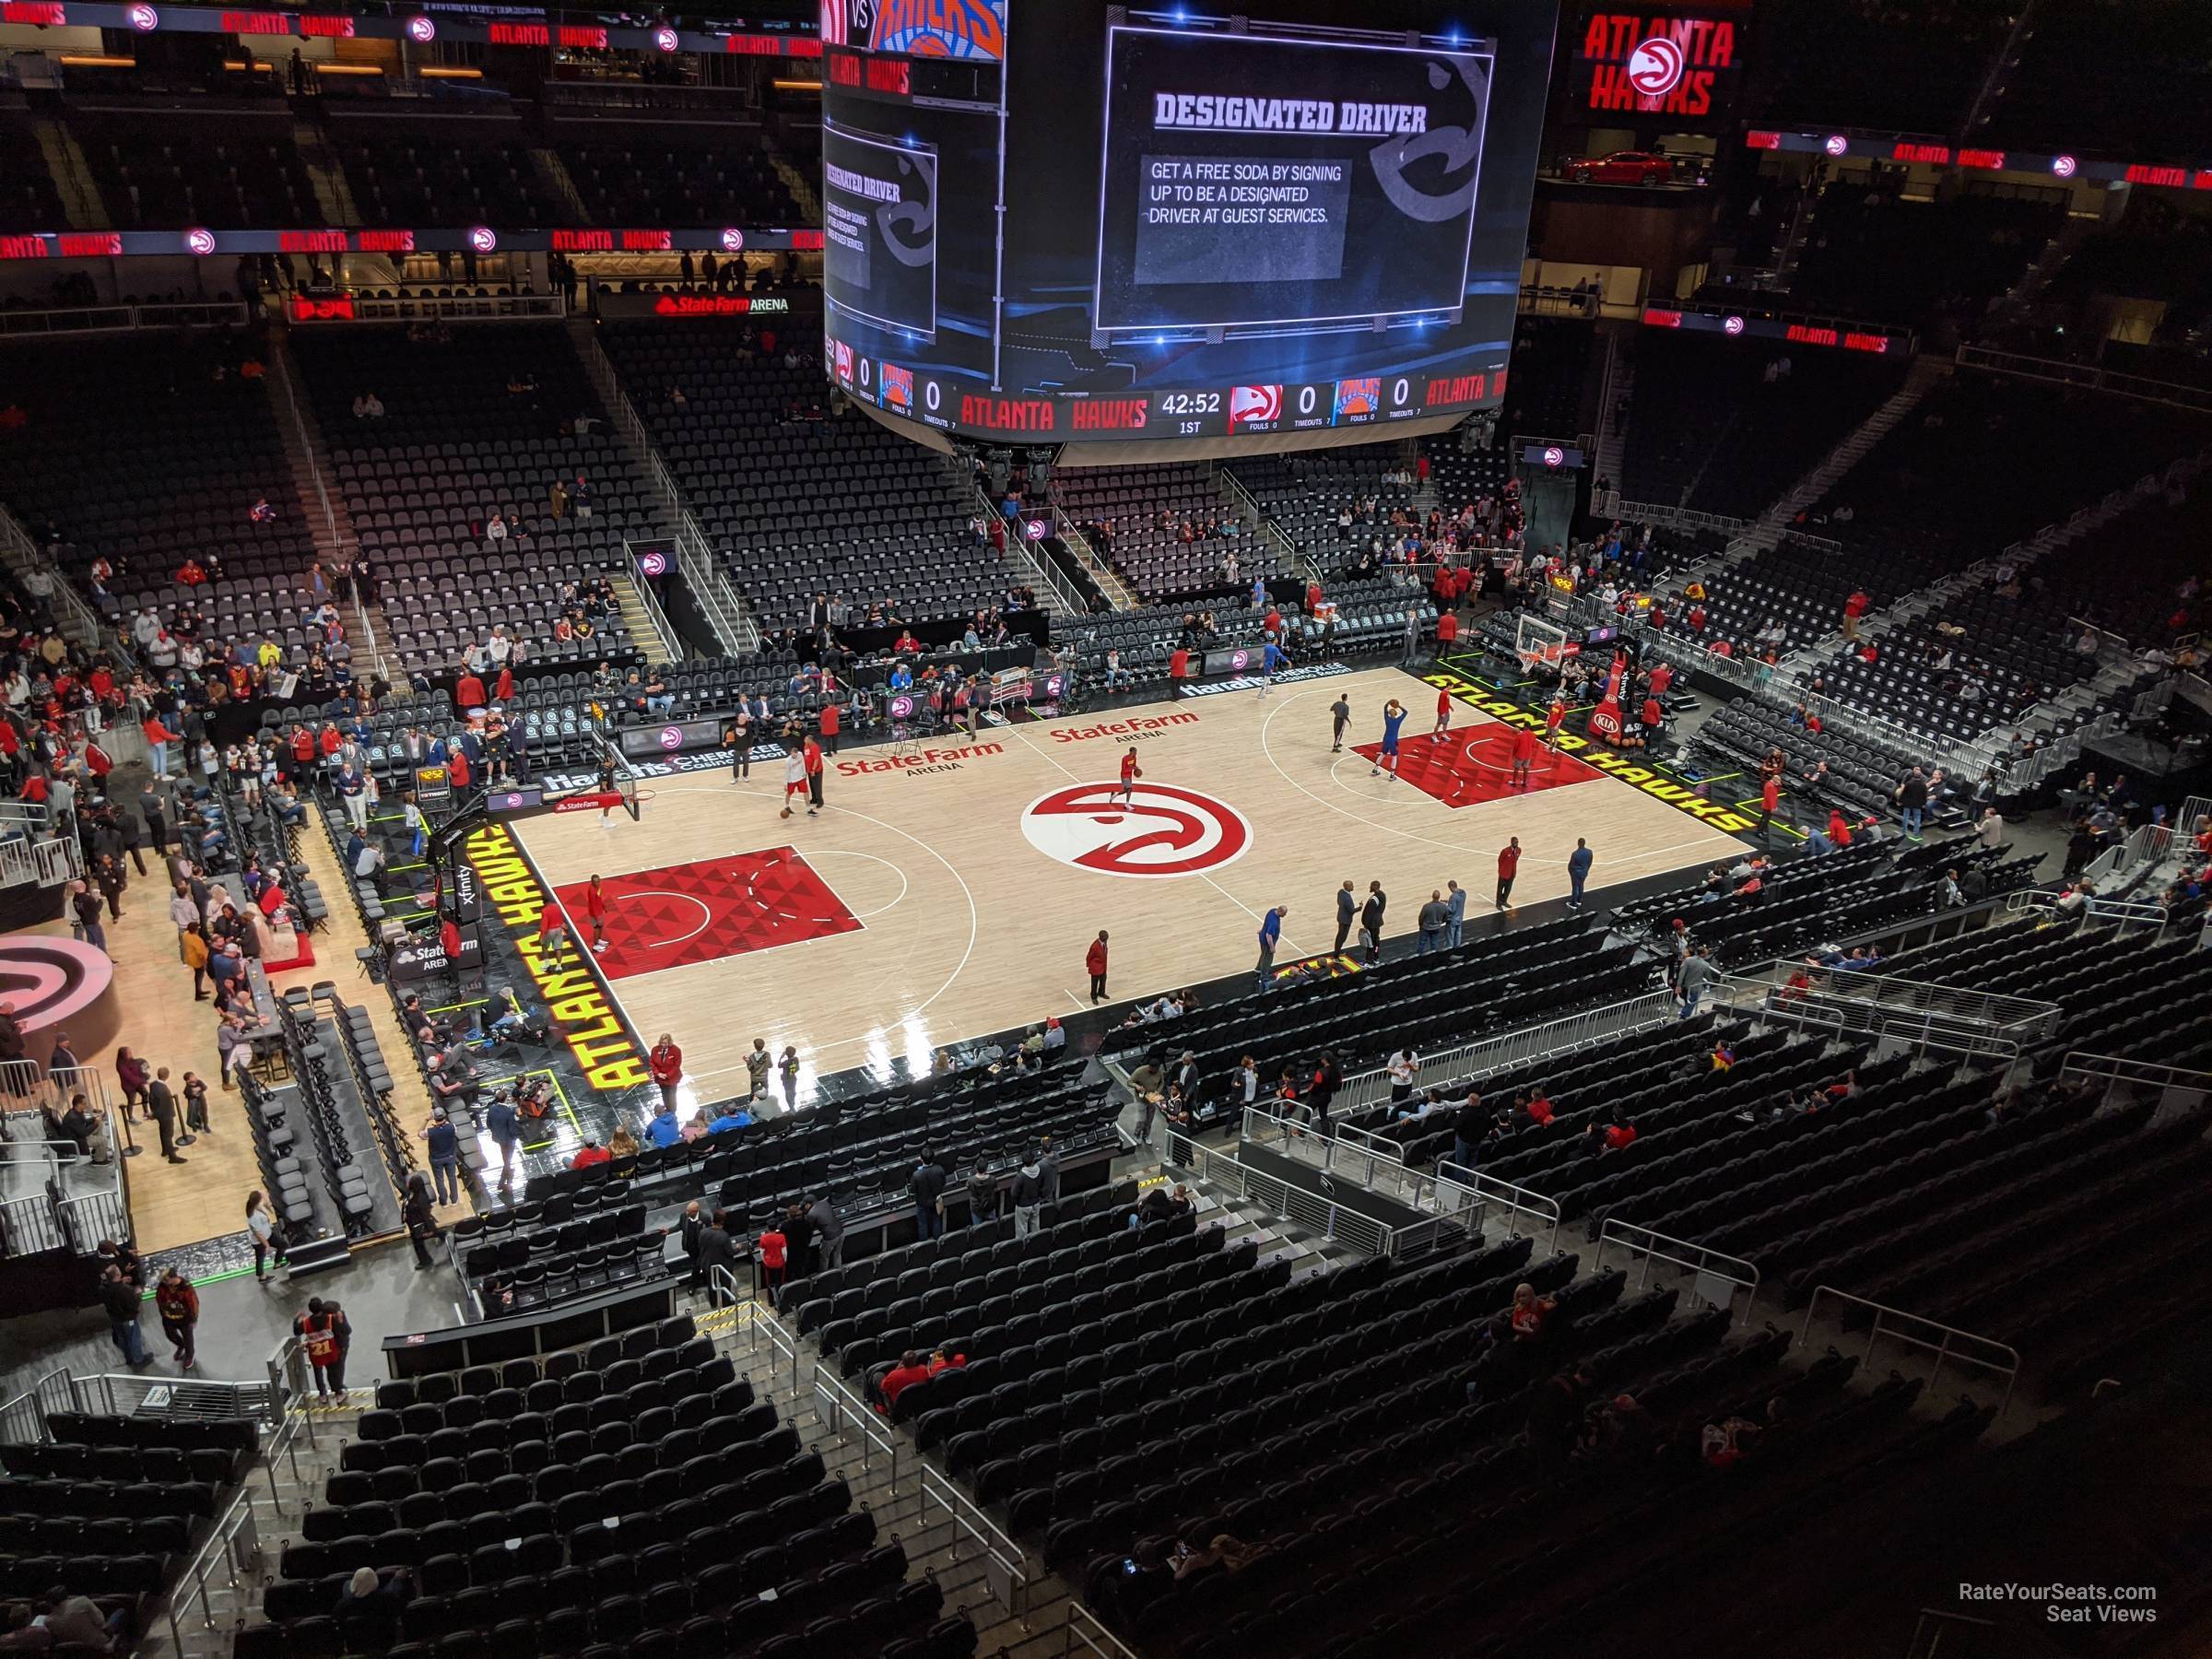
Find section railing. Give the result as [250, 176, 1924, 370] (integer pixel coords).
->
[2006, 888, 2169, 929]
[0, 1366, 76, 1447]
[716, 1265, 803, 1394]
[918, 1465, 1031, 1618]
[0, 499, 113, 662]
[1800, 1286, 2020, 1422]
[2083, 819, 2174, 887]
[1731, 959, 2061, 1039]
[1420, 1161, 1561, 1254]
[161, 1487, 260, 1654]
[1613, 499, 1751, 536]
[811, 1364, 900, 1486]
[1063, 1603, 1144, 1659]
[1955, 342, 2212, 415]
[1335, 987, 1680, 1113]
[266, 336, 340, 548]
[1164, 1127, 1399, 1256]
[0, 299, 250, 339]
[0, 1190, 64, 1254]
[1594, 1217, 1761, 1324]
[2057, 1051, 2212, 1113]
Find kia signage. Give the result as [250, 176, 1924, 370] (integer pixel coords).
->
[1569, 5, 1747, 125]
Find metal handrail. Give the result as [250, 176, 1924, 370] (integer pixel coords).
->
[1595, 1217, 1761, 1324]
[266, 338, 339, 547]
[1335, 988, 1681, 1112]
[1422, 1160, 1561, 1254]
[1955, 342, 2212, 415]
[2006, 888, 2170, 929]
[976, 482, 1083, 618]
[812, 1365, 899, 1484]
[582, 328, 759, 654]
[1800, 1285, 2019, 1422]
[1063, 1603, 1144, 1659]
[1165, 1128, 1394, 1256]
[162, 1486, 260, 1652]
[0, 300, 250, 338]
[618, 563, 683, 663]
[2057, 1051, 2212, 1102]
[0, 1366, 76, 1446]
[1732, 959, 2059, 1037]
[715, 1265, 803, 1393]
[919, 1465, 1030, 1617]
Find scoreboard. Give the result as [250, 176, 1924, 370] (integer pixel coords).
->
[819, 0, 1559, 449]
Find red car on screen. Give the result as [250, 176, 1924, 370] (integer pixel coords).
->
[1567, 150, 1675, 185]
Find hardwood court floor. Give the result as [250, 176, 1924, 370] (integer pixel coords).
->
[512, 667, 1746, 1107]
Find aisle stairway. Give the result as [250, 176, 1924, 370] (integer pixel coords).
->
[613, 570, 676, 664]
[1745, 353, 1950, 547]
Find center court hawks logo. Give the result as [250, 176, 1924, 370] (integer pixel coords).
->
[1021, 782, 1251, 878]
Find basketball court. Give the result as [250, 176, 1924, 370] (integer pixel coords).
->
[504, 665, 1748, 1104]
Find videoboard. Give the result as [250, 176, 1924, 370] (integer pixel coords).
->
[818, 0, 1559, 446]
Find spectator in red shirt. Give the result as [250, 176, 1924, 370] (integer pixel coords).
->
[455, 671, 487, 712]
[141, 712, 181, 779]
[1603, 1119, 1637, 1151]
[571, 1139, 611, 1170]
[1524, 1090, 1554, 1126]
[448, 747, 471, 791]
[1085, 930, 1110, 1003]
[1841, 589, 1870, 641]
[1508, 1282, 1555, 1340]
[818, 700, 841, 756]
[1648, 661, 1673, 699]
[877, 1348, 935, 1411]
[649, 1034, 683, 1112]
[756, 1223, 787, 1303]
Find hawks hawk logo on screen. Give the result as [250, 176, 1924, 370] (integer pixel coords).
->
[1368, 50, 1491, 224]
[823, 0, 1006, 60]
[1020, 782, 1252, 878]
[1227, 383, 1282, 432]
[1625, 36, 1685, 97]
[832, 340, 854, 382]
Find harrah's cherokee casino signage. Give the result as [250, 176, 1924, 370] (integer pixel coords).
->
[1572, 7, 1746, 122]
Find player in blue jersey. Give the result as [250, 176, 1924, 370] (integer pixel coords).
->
[1256, 639, 1287, 698]
[1372, 699, 1407, 781]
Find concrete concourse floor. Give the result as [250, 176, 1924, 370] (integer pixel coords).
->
[2, 1235, 467, 1398]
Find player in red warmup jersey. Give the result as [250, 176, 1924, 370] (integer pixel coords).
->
[1115, 747, 1141, 807]
[1433, 688, 1453, 737]
[1511, 725, 1539, 789]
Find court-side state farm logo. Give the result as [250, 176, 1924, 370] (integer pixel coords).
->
[1020, 782, 1251, 878]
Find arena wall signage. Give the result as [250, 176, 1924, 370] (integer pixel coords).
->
[0, 228, 825, 263]
[460, 822, 651, 1091]
[0, 2, 820, 55]
[1744, 128, 2212, 191]
[1571, 6, 1748, 122]
[1641, 306, 1907, 355]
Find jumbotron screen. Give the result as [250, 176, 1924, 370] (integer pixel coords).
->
[818, 0, 1559, 448]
